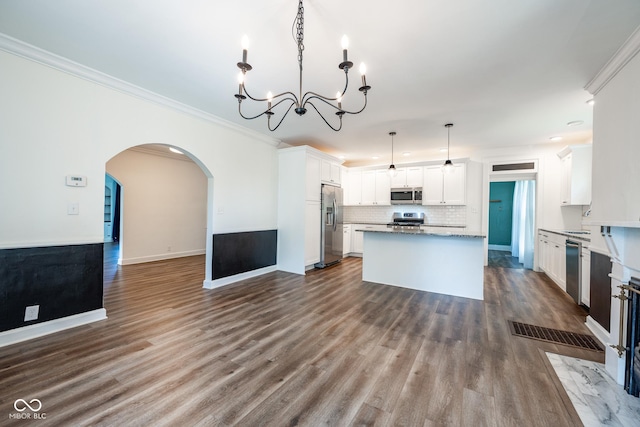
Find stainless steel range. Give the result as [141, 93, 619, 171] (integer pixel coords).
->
[387, 212, 424, 230]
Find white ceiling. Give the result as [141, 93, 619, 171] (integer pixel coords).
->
[1, 0, 639, 166]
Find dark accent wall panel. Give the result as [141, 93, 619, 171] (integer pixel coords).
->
[0, 243, 104, 332]
[212, 230, 277, 280]
[590, 251, 613, 332]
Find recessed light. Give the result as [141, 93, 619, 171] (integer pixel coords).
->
[169, 147, 183, 154]
[372, 156, 379, 160]
[402, 152, 411, 156]
[567, 120, 584, 127]
[549, 136, 563, 141]
[586, 99, 595, 106]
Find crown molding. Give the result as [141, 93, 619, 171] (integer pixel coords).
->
[0, 32, 281, 148]
[585, 25, 640, 95]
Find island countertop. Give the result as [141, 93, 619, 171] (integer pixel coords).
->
[355, 227, 485, 239]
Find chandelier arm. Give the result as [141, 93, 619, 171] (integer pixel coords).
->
[267, 101, 297, 132]
[341, 93, 368, 115]
[237, 103, 271, 120]
[243, 85, 299, 105]
[305, 101, 343, 132]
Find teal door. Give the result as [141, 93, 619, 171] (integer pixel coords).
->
[489, 182, 515, 247]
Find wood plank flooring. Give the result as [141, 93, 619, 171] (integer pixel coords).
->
[0, 247, 602, 426]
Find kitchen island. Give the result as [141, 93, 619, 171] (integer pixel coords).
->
[359, 227, 486, 300]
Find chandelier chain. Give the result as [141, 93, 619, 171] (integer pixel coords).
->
[296, 0, 305, 69]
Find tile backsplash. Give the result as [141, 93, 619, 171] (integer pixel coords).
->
[344, 205, 467, 226]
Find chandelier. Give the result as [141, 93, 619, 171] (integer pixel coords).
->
[234, 0, 371, 131]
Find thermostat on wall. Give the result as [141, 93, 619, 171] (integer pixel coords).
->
[66, 175, 87, 187]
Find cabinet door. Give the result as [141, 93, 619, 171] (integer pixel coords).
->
[304, 201, 321, 266]
[375, 170, 391, 205]
[361, 171, 377, 205]
[406, 167, 424, 187]
[390, 168, 407, 188]
[306, 156, 321, 201]
[538, 236, 547, 272]
[343, 225, 351, 255]
[443, 163, 466, 204]
[352, 227, 364, 254]
[330, 163, 341, 185]
[347, 170, 362, 205]
[560, 154, 572, 205]
[423, 166, 444, 205]
[321, 160, 332, 184]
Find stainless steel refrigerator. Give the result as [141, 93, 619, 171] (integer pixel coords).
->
[315, 184, 343, 268]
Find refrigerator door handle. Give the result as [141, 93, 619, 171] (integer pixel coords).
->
[333, 199, 338, 232]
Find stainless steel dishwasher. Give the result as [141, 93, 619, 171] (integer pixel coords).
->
[565, 239, 581, 304]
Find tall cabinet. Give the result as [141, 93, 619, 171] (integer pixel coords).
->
[278, 146, 343, 275]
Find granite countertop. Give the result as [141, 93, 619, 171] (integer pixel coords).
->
[356, 227, 485, 238]
[539, 228, 591, 242]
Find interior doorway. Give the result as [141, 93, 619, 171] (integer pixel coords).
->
[487, 178, 536, 270]
[104, 174, 122, 243]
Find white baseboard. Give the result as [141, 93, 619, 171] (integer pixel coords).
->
[585, 315, 610, 347]
[488, 244, 511, 251]
[202, 265, 277, 290]
[0, 309, 107, 348]
[120, 249, 205, 265]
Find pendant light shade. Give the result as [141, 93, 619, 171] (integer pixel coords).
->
[442, 123, 455, 173]
[388, 131, 397, 177]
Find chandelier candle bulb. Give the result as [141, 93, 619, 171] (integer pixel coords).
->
[360, 63, 367, 87]
[336, 92, 342, 109]
[341, 35, 349, 63]
[237, 73, 244, 95]
[267, 91, 273, 110]
[241, 35, 249, 63]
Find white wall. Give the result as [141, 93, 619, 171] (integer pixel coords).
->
[0, 50, 279, 261]
[106, 148, 208, 264]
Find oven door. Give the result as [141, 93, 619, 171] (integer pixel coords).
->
[390, 188, 414, 205]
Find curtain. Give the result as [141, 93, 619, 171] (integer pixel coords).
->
[511, 180, 536, 269]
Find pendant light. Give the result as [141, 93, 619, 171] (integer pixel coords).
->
[388, 131, 397, 177]
[442, 123, 455, 173]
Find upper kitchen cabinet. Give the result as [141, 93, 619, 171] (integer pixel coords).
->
[321, 159, 342, 185]
[390, 167, 423, 188]
[587, 47, 640, 226]
[362, 170, 391, 205]
[345, 169, 363, 205]
[558, 145, 592, 206]
[423, 163, 466, 205]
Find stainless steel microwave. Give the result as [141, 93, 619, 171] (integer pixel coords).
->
[391, 187, 422, 205]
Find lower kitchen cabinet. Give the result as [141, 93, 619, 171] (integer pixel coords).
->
[581, 247, 591, 307]
[538, 230, 566, 291]
[343, 224, 351, 255]
[304, 201, 321, 266]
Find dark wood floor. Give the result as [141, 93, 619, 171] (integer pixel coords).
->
[488, 250, 524, 269]
[0, 247, 602, 426]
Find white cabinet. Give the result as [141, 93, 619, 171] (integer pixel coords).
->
[361, 170, 391, 205]
[423, 163, 466, 205]
[343, 224, 351, 255]
[346, 170, 363, 205]
[321, 159, 342, 185]
[390, 167, 423, 188]
[278, 146, 342, 274]
[558, 145, 592, 206]
[538, 230, 566, 291]
[581, 247, 591, 307]
[304, 201, 321, 265]
[306, 156, 321, 201]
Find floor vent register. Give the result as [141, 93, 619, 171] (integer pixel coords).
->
[509, 321, 603, 351]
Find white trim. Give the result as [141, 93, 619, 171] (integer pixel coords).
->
[0, 32, 281, 148]
[585, 315, 610, 348]
[0, 238, 104, 250]
[585, 25, 640, 95]
[120, 249, 205, 265]
[202, 265, 277, 289]
[0, 309, 107, 348]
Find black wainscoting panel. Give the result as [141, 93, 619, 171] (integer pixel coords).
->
[0, 243, 104, 332]
[212, 230, 277, 280]
[590, 251, 613, 332]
